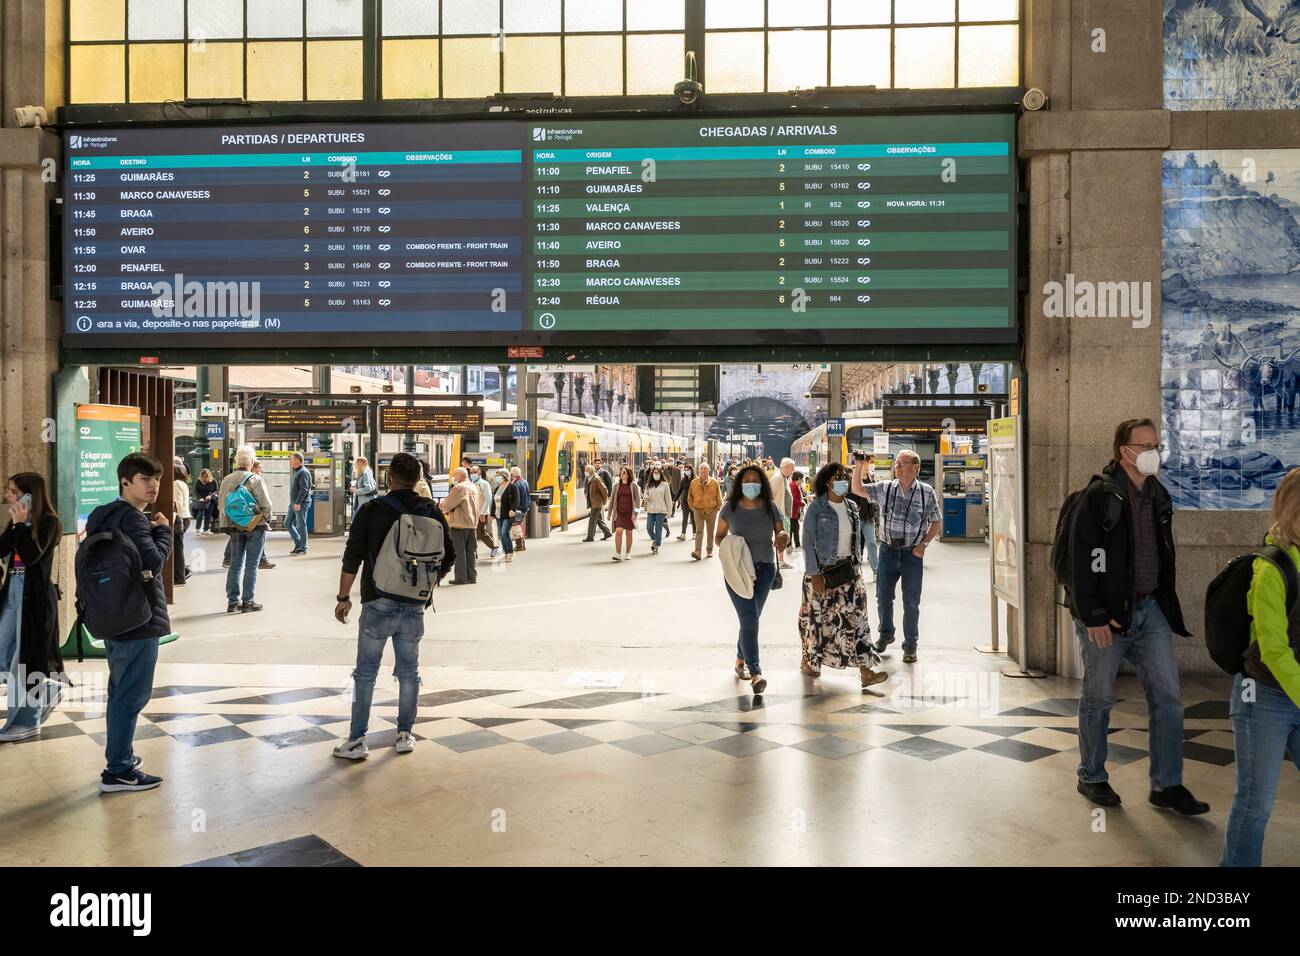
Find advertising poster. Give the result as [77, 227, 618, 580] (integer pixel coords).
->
[987, 416, 1019, 606]
[75, 404, 142, 534]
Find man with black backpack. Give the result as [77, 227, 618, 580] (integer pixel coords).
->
[83, 453, 172, 793]
[332, 453, 454, 760]
[1060, 418, 1209, 815]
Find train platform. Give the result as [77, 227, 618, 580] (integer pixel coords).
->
[3, 521, 1285, 868]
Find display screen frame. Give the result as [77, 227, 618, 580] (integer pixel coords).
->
[60, 107, 1021, 355]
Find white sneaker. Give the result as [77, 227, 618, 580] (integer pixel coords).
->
[394, 731, 414, 754]
[612, 554, 622, 562]
[677, 534, 686, 540]
[0, 725, 40, 742]
[332, 737, 369, 760]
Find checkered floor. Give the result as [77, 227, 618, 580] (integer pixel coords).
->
[3, 683, 1239, 767]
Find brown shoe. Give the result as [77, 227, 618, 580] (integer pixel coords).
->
[734, 658, 749, 680]
[800, 654, 821, 677]
[691, 551, 701, 561]
[860, 666, 889, 689]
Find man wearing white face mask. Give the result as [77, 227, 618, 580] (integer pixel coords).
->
[1063, 418, 1207, 817]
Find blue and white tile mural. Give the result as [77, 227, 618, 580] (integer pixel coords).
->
[1162, 149, 1300, 509]
[1165, 0, 1300, 110]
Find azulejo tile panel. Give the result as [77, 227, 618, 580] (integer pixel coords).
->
[1165, 0, 1300, 111]
[1162, 148, 1300, 509]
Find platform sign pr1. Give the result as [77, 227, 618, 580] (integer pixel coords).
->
[826, 418, 845, 437]
[512, 419, 531, 439]
[74, 404, 141, 534]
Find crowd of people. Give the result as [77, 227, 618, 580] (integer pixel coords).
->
[1, 415, 1299, 866]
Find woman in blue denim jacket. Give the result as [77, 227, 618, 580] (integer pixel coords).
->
[799, 462, 888, 691]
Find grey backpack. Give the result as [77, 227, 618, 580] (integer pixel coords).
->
[373, 495, 444, 606]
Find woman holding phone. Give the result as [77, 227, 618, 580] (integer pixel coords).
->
[0, 473, 66, 741]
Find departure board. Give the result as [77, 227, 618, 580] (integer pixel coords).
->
[62, 114, 1016, 350]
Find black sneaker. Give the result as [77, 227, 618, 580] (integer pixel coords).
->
[222, 560, 230, 569]
[1077, 780, 1122, 806]
[227, 602, 239, 613]
[100, 768, 163, 793]
[239, 601, 263, 613]
[902, 649, 918, 664]
[873, 636, 891, 654]
[1150, 785, 1210, 816]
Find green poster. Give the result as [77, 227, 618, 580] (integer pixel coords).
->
[75, 404, 141, 534]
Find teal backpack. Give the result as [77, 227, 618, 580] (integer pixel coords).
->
[224, 472, 260, 529]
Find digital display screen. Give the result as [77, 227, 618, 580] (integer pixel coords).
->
[263, 405, 369, 433]
[63, 114, 1015, 349]
[379, 405, 484, 433]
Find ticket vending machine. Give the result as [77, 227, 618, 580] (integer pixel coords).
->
[938, 454, 988, 540]
[308, 452, 346, 536]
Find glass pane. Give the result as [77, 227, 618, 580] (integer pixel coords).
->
[770, 0, 828, 27]
[307, 38, 364, 97]
[505, 0, 560, 34]
[247, 40, 304, 99]
[186, 40, 243, 97]
[705, 0, 763, 29]
[626, 32, 682, 93]
[443, 0, 499, 34]
[382, 38, 439, 96]
[896, 0, 955, 23]
[768, 29, 827, 90]
[382, 0, 439, 36]
[71, 0, 125, 41]
[70, 44, 126, 101]
[307, 0, 364, 37]
[705, 31, 763, 93]
[959, 0, 1018, 21]
[565, 0, 622, 33]
[188, 0, 242, 39]
[129, 41, 184, 100]
[894, 26, 954, 87]
[564, 34, 622, 94]
[958, 23, 1017, 86]
[442, 36, 500, 95]
[831, 0, 890, 25]
[504, 34, 560, 92]
[248, 0, 303, 37]
[128, 0, 183, 40]
[627, 0, 683, 31]
[830, 28, 889, 87]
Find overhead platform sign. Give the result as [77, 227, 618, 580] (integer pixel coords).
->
[264, 404, 369, 433]
[380, 405, 483, 434]
[61, 113, 1016, 353]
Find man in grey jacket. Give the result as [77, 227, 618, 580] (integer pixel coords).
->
[288, 452, 315, 556]
[218, 446, 275, 613]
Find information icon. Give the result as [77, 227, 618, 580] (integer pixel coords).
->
[539, 313, 556, 329]
[76, 316, 92, 332]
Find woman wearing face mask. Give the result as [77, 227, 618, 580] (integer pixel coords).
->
[0, 473, 66, 741]
[799, 463, 888, 690]
[716, 464, 788, 694]
[643, 466, 672, 554]
[493, 469, 517, 563]
[605, 466, 641, 561]
[676, 461, 696, 541]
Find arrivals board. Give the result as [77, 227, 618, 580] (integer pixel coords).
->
[62, 114, 1016, 350]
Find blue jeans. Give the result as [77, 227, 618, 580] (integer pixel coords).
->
[288, 504, 309, 552]
[349, 597, 424, 740]
[226, 526, 266, 605]
[496, 516, 514, 555]
[1221, 673, 1300, 866]
[104, 637, 158, 774]
[0, 577, 21, 693]
[726, 561, 777, 676]
[1076, 597, 1184, 789]
[860, 521, 879, 573]
[876, 544, 924, 652]
[647, 512, 667, 546]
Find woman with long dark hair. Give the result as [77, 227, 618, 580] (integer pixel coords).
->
[194, 468, 219, 534]
[643, 465, 672, 555]
[799, 462, 888, 690]
[0, 473, 67, 740]
[605, 465, 641, 561]
[715, 463, 788, 694]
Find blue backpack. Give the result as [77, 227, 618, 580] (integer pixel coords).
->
[224, 472, 261, 529]
[73, 506, 152, 650]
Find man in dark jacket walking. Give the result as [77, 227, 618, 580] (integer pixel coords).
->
[1065, 418, 1208, 815]
[89, 453, 171, 793]
[582, 464, 612, 542]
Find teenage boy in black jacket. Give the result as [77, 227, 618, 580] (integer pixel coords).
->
[89, 453, 171, 793]
[1065, 418, 1208, 815]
